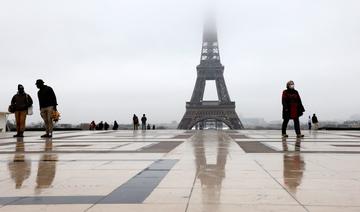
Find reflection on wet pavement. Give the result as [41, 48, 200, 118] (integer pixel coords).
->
[36, 139, 58, 192]
[282, 137, 305, 194]
[7, 138, 59, 192]
[193, 131, 229, 204]
[8, 137, 31, 189]
[0, 130, 360, 211]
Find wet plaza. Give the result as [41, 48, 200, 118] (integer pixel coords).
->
[0, 130, 359, 212]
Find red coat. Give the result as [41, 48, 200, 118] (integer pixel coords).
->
[282, 89, 305, 119]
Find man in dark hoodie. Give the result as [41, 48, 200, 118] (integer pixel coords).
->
[10, 84, 33, 137]
[282, 80, 305, 138]
[36, 79, 57, 138]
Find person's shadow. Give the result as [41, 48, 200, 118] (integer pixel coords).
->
[282, 137, 306, 194]
[35, 138, 58, 193]
[8, 137, 31, 189]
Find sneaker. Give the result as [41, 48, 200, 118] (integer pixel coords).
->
[41, 134, 49, 138]
[282, 134, 289, 138]
[13, 134, 19, 138]
[297, 134, 305, 138]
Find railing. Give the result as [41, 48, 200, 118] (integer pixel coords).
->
[186, 101, 236, 107]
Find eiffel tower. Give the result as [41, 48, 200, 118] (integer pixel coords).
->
[178, 18, 243, 130]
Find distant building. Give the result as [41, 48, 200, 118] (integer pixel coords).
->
[343, 121, 360, 128]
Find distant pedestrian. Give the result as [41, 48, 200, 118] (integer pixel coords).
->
[36, 79, 57, 138]
[312, 114, 319, 130]
[97, 121, 104, 130]
[10, 84, 33, 137]
[282, 81, 305, 138]
[89, 121, 96, 130]
[104, 122, 110, 130]
[141, 114, 147, 130]
[133, 114, 139, 130]
[308, 116, 312, 130]
[152, 125, 156, 130]
[112, 121, 119, 130]
[147, 124, 151, 130]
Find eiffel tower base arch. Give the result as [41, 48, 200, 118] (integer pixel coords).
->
[178, 102, 243, 130]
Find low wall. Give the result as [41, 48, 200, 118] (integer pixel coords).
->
[0, 112, 9, 133]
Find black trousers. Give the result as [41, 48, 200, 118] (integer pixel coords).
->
[282, 118, 301, 135]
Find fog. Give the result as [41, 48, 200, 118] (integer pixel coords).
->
[1, 0, 359, 124]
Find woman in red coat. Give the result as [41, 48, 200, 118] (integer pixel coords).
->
[282, 81, 305, 138]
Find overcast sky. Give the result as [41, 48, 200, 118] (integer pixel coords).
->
[0, 0, 359, 125]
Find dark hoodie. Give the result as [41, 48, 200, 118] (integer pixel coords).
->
[37, 85, 57, 109]
[11, 92, 33, 111]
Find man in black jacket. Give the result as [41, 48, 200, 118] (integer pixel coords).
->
[36, 79, 57, 138]
[312, 114, 319, 130]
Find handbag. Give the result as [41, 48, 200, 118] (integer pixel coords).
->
[8, 105, 15, 113]
[27, 106, 33, 115]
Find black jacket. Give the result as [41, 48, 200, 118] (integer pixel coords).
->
[37, 85, 57, 109]
[11, 93, 33, 111]
[312, 116, 318, 124]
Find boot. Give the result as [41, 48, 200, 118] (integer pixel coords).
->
[41, 134, 50, 138]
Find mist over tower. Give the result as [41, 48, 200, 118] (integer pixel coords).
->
[178, 16, 243, 130]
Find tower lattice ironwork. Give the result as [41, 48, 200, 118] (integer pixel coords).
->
[178, 18, 243, 130]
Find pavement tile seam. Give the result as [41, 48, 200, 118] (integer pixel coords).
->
[253, 160, 309, 210]
[0, 159, 179, 206]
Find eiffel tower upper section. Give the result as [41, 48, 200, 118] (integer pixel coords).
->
[199, 17, 222, 67]
[189, 17, 232, 104]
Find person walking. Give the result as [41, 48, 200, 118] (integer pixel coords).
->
[133, 114, 139, 130]
[10, 85, 33, 137]
[282, 80, 305, 138]
[112, 121, 119, 130]
[104, 122, 110, 130]
[89, 121, 96, 130]
[141, 114, 147, 130]
[308, 116, 312, 131]
[36, 79, 57, 138]
[312, 114, 319, 130]
[96, 121, 104, 130]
